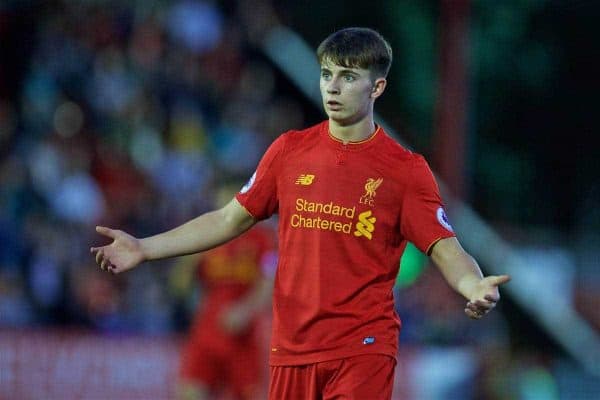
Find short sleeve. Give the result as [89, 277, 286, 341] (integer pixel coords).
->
[400, 155, 455, 253]
[236, 134, 286, 220]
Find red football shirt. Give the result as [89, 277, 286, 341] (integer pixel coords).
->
[236, 121, 455, 366]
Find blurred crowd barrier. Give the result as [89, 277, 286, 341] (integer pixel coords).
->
[0, 328, 180, 399]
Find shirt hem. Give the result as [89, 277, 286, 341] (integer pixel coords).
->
[268, 344, 397, 366]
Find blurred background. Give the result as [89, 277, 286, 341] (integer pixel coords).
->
[1, 0, 599, 399]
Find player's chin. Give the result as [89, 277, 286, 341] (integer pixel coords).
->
[328, 113, 357, 127]
[325, 109, 339, 119]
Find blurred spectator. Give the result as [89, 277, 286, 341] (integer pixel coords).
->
[166, 0, 223, 55]
[0, 100, 17, 154]
[172, 184, 277, 400]
[0, 269, 34, 327]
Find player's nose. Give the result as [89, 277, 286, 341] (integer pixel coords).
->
[326, 78, 340, 94]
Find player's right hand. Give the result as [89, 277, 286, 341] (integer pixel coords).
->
[90, 226, 145, 274]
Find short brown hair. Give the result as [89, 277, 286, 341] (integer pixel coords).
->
[317, 27, 393, 79]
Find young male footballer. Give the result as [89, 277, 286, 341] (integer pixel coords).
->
[92, 27, 510, 399]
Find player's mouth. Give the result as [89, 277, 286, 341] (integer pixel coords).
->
[326, 100, 342, 111]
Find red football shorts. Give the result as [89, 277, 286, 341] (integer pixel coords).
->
[269, 354, 396, 400]
[179, 336, 261, 398]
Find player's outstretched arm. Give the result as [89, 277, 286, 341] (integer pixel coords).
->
[429, 237, 511, 319]
[90, 198, 256, 274]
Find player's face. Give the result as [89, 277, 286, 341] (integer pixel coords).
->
[320, 61, 383, 126]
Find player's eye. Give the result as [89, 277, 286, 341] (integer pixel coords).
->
[321, 71, 331, 80]
[343, 75, 355, 82]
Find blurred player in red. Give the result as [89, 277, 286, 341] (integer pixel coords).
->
[176, 186, 277, 400]
[92, 27, 510, 399]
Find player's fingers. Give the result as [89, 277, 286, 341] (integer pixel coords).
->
[474, 299, 494, 310]
[467, 300, 489, 309]
[466, 305, 480, 319]
[100, 259, 111, 271]
[489, 275, 511, 287]
[465, 308, 482, 320]
[95, 249, 104, 265]
[96, 226, 117, 239]
[467, 302, 493, 318]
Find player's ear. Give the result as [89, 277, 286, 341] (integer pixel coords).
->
[371, 78, 387, 99]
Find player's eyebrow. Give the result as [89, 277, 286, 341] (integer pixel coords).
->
[320, 67, 361, 76]
[339, 69, 360, 76]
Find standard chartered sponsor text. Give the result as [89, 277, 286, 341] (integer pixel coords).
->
[291, 198, 355, 233]
[295, 198, 356, 218]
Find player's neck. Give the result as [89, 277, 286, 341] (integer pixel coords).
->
[328, 118, 376, 144]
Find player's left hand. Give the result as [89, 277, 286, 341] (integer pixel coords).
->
[464, 275, 511, 320]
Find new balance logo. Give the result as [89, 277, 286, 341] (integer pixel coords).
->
[295, 174, 315, 185]
[354, 210, 376, 240]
